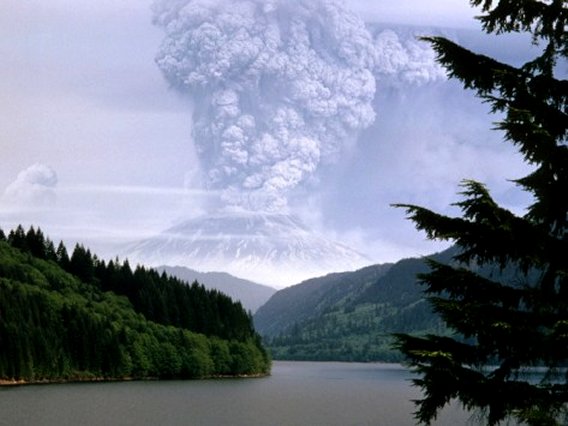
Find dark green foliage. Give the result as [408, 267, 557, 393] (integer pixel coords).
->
[69, 244, 95, 284]
[157, 266, 276, 314]
[6, 226, 58, 263]
[100, 263, 256, 342]
[7, 225, 27, 253]
[254, 264, 392, 337]
[394, 1, 567, 425]
[4, 227, 258, 342]
[0, 230, 270, 382]
[55, 241, 70, 269]
[255, 256, 454, 362]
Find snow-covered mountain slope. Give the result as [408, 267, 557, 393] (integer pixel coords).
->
[124, 212, 370, 288]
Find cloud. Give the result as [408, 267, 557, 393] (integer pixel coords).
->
[2, 163, 58, 208]
[152, 0, 378, 212]
[60, 184, 213, 197]
[346, 0, 480, 29]
[371, 28, 446, 87]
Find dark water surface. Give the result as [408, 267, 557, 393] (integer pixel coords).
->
[0, 361, 472, 425]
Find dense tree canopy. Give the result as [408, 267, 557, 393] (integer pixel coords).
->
[0, 226, 270, 382]
[394, 1, 567, 425]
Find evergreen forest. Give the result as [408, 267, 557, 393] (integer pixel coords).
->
[255, 247, 543, 363]
[0, 225, 270, 383]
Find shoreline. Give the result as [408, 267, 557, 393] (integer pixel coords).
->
[0, 376, 141, 387]
[0, 372, 270, 387]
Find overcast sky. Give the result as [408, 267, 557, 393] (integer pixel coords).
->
[0, 0, 537, 281]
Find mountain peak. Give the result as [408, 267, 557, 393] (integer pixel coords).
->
[124, 212, 369, 287]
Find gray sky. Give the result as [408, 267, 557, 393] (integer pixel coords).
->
[0, 0, 535, 280]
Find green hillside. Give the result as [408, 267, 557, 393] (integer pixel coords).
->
[0, 226, 270, 383]
[254, 250, 458, 362]
[254, 263, 392, 337]
[255, 245, 538, 362]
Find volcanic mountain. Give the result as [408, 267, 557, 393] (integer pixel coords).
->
[124, 212, 369, 288]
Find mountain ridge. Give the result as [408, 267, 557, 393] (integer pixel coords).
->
[254, 263, 393, 337]
[155, 265, 276, 313]
[254, 248, 457, 361]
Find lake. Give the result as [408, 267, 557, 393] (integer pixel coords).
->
[0, 361, 473, 425]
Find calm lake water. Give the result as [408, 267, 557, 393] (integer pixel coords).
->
[0, 361, 473, 426]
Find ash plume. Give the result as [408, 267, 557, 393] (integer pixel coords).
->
[372, 28, 446, 88]
[152, 0, 377, 212]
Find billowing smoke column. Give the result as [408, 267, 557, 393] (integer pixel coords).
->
[152, 0, 377, 212]
[373, 29, 446, 87]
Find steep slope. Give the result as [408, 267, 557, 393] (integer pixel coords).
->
[124, 212, 370, 288]
[155, 266, 276, 313]
[254, 249, 457, 361]
[255, 245, 536, 362]
[254, 263, 393, 337]
[0, 226, 270, 382]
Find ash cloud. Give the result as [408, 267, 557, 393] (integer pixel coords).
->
[152, 0, 377, 212]
[2, 164, 58, 208]
[372, 28, 446, 88]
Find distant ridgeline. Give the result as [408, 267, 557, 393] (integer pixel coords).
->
[254, 247, 537, 362]
[0, 225, 270, 383]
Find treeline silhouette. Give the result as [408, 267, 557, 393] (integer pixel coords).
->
[0, 225, 270, 382]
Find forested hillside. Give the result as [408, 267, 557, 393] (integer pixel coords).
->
[254, 249, 457, 362]
[156, 265, 276, 313]
[0, 226, 270, 383]
[255, 245, 538, 362]
[254, 263, 393, 337]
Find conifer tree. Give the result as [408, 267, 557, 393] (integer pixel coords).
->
[69, 244, 95, 283]
[25, 227, 46, 259]
[45, 239, 57, 262]
[55, 241, 70, 269]
[394, 1, 567, 425]
[8, 225, 28, 252]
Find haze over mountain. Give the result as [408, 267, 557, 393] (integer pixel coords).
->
[122, 12, 451, 286]
[155, 264, 276, 313]
[1, 1, 534, 285]
[126, 212, 369, 288]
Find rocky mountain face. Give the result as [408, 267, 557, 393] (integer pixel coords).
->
[124, 212, 370, 288]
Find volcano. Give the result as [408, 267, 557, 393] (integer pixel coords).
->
[124, 212, 369, 287]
